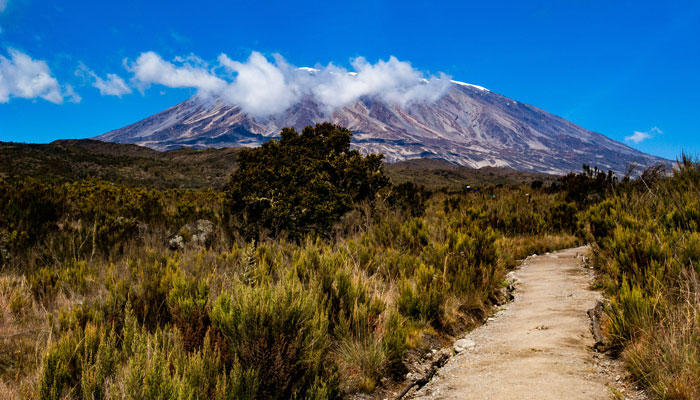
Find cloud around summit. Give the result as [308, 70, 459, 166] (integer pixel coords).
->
[0, 48, 451, 114]
[126, 51, 452, 117]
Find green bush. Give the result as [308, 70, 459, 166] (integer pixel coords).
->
[224, 123, 389, 240]
[0, 179, 64, 252]
[210, 280, 332, 399]
[123, 328, 182, 400]
[387, 182, 429, 217]
[38, 323, 118, 399]
[397, 263, 446, 326]
[167, 273, 210, 351]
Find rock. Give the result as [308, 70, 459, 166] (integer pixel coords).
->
[137, 222, 149, 238]
[189, 219, 215, 247]
[168, 219, 215, 250]
[168, 234, 185, 251]
[453, 338, 475, 353]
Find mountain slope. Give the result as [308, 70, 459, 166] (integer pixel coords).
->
[95, 82, 666, 175]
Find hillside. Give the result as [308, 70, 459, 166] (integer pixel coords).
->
[0, 139, 557, 190]
[0, 140, 240, 189]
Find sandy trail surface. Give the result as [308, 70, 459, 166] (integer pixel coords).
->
[410, 246, 644, 400]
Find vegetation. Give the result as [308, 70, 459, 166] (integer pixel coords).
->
[224, 123, 389, 240]
[585, 155, 700, 399]
[0, 140, 557, 191]
[0, 139, 241, 189]
[0, 124, 589, 399]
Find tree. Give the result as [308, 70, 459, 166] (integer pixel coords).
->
[558, 164, 617, 205]
[224, 123, 390, 240]
[387, 182, 430, 217]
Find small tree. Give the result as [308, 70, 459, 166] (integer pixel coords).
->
[224, 123, 389, 240]
[558, 164, 617, 205]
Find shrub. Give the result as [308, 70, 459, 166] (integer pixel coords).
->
[167, 273, 210, 351]
[387, 182, 430, 217]
[559, 164, 617, 205]
[623, 279, 700, 399]
[177, 334, 222, 400]
[123, 328, 181, 400]
[549, 202, 578, 233]
[586, 156, 700, 397]
[210, 280, 332, 399]
[381, 310, 408, 378]
[0, 179, 64, 252]
[38, 323, 118, 399]
[224, 123, 389, 240]
[397, 263, 446, 326]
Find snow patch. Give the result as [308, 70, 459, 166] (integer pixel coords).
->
[451, 80, 489, 91]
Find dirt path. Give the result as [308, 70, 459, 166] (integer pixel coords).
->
[410, 246, 645, 400]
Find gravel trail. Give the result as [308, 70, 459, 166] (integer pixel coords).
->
[410, 246, 645, 400]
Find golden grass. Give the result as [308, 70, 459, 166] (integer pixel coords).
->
[496, 233, 582, 269]
[623, 272, 700, 399]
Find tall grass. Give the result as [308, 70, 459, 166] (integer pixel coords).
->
[0, 177, 582, 398]
[587, 155, 700, 398]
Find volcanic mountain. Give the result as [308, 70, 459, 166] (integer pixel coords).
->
[95, 80, 665, 175]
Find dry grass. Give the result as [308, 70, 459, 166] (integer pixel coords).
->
[623, 271, 700, 399]
[0, 174, 586, 397]
[0, 275, 48, 380]
[496, 233, 582, 269]
[0, 380, 19, 400]
[335, 337, 387, 393]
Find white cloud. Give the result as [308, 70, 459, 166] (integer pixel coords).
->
[311, 56, 450, 110]
[76, 63, 131, 97]
[217, 52, 299, 117]
[0, 0, 7, 13]
[63, 84, 81, 103]
[625, 126, 662, 144]
[125, 51, 451, 118]
[126, 51, 226, 94]
[0, 48, 65, 104]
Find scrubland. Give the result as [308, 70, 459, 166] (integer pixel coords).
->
[0, 178, 580, 399]
[3, 124, 693, 399]
[589, 157, 700, 399]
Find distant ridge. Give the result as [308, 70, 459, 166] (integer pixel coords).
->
[95, 80, 667, 175]
[0, 140, 555, 190]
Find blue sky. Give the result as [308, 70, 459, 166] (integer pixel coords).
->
[0, 0, 698, 160]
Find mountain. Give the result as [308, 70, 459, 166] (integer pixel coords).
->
[95, 80, 666, 175]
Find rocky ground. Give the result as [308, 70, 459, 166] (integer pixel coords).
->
[403, 247, 647, 400]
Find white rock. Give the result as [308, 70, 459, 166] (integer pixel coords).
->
[453, 338, 476, 353]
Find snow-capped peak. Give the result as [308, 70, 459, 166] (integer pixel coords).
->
[451, 80, 489, 92]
